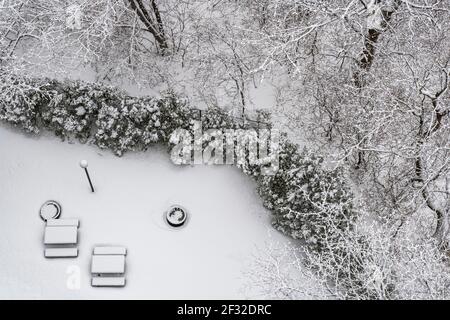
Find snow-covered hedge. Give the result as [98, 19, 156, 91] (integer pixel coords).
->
[0, 75, 355, 252]
[257, 139, 355, 251]
[0, 76, 193, 155]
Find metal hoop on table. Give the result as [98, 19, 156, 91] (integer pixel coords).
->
[39, 200, 62, 221]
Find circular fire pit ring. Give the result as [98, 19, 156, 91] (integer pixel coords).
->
[39, 200, 62, 221]
[165, 205, 188, 228]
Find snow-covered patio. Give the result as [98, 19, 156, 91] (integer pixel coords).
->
[0, 125, 289, 299]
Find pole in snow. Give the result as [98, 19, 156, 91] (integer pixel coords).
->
[79, 160, 95, 193]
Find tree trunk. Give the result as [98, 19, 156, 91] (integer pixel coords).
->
[353, 0, 401, 87]
[128, 0, 168, 53]
[150, 0, 168, 50]
[351, 0, 401, 168]
[414, 74, 449, 247]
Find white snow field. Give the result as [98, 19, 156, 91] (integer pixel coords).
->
[0, 125, 290, 299]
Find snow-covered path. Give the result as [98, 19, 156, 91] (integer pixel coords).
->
[0, 125, 289, 299]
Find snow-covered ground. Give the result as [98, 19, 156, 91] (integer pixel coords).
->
[0, 125, 290, 299]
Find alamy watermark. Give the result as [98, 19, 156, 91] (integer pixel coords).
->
[169, 121, 280, 175]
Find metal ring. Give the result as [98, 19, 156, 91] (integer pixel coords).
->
[166, 205, 188, 228]
[39, 200, 62, 221]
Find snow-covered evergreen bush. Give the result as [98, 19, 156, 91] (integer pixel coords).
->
[0, 76, 44, 133]
[200, 107, 240, 130]
[95, 97, 162, 155]
[256, 136, 355, 251]
[41, 80, 112, 142]
[157, 92, 192, 139]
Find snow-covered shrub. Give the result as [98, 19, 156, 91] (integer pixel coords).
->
[200, 107, 241, 130]
[95, 97, 163, 155]
[0, 76, 45, 133]
[0, 76, 192, 155]
[158, 91, 192, 139]
[257, 136, 355, 251]
[41, 80, 112, 141]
